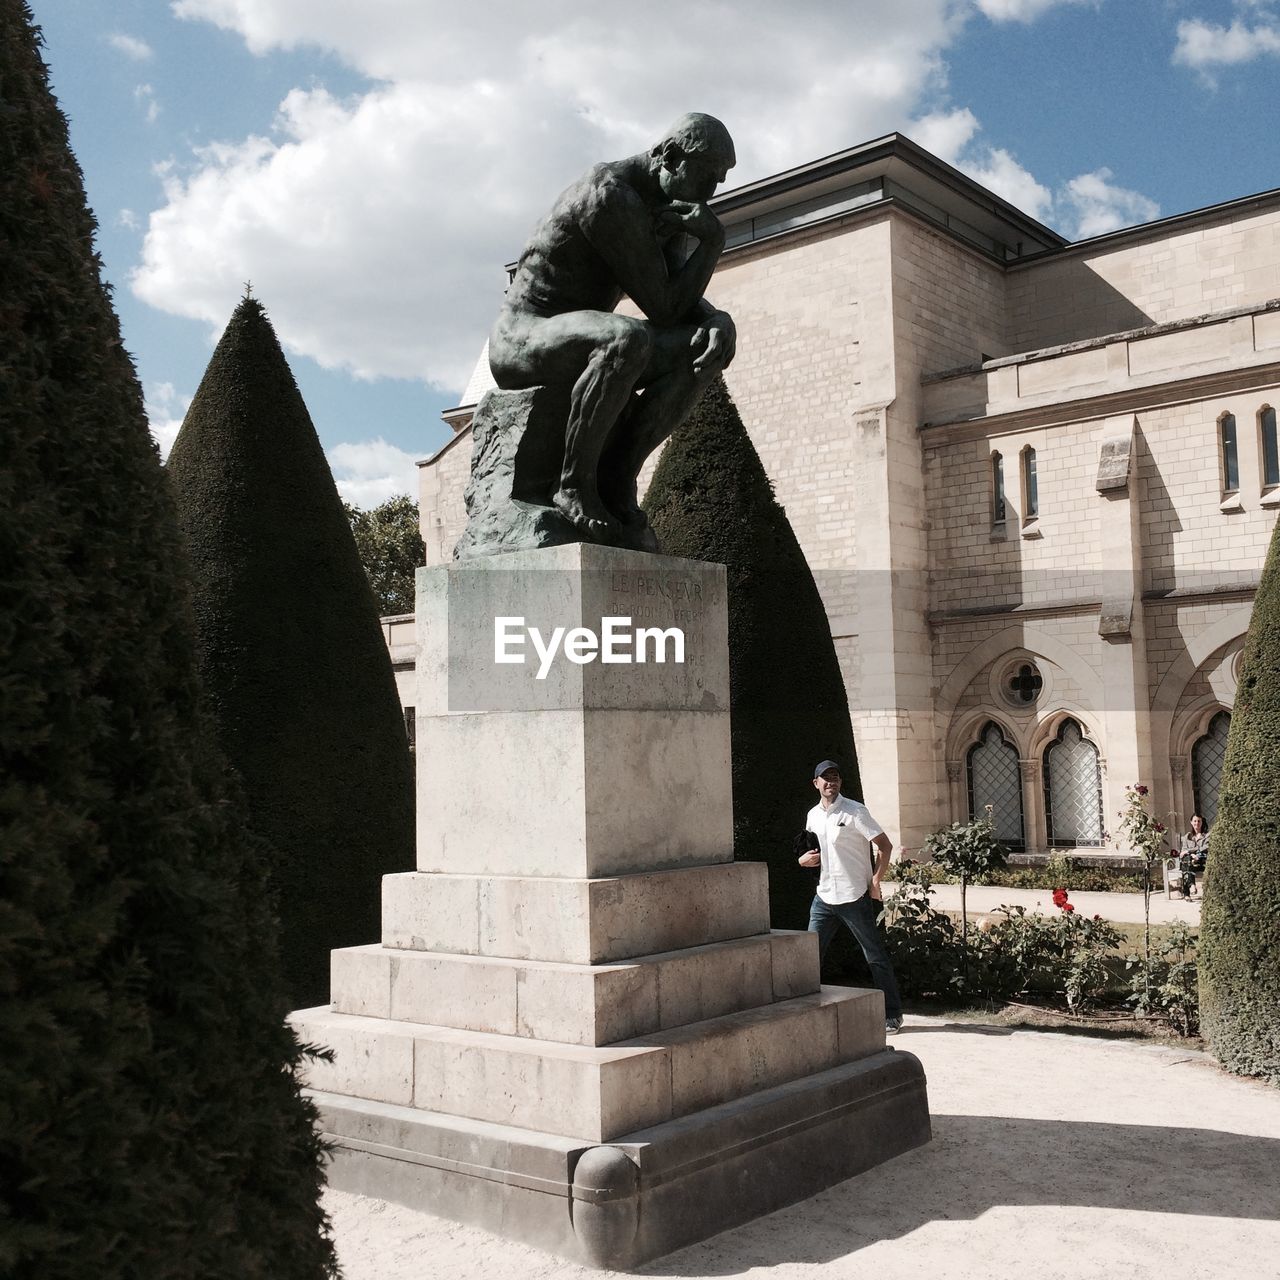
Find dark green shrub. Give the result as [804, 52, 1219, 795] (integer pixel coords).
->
[881, 865, 967, 999]
[646, 376, 857, 929]
[0, 6, 335, 1274]
[167, 296, 415, 1009]
[1199, 512, 1280, 1081]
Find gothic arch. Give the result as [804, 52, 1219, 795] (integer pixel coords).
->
[937, 625, 1104, 725]
[1151, 605, 1253, 716]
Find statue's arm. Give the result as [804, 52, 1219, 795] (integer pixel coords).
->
[582, 180, 724, 328]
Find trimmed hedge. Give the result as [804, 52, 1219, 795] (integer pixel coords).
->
[167, 296, 415, 1009]
[1199, 514, 1280, 1083]
[0, 6, 335, 1275]
[645, 375, 858, 929]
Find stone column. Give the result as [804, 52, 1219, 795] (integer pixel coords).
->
[1019, 757, 1043, 853]
[1095, 419, 1156, 818]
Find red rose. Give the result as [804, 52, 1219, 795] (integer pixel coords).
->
[1064, 903, 1075, 913]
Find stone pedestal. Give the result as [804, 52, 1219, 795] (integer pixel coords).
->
[292, 544, 929, 1268]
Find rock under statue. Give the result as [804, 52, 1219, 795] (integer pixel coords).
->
[455, 113, 737, 559]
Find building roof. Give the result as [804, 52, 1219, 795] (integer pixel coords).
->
[711, 132, 1068, 264]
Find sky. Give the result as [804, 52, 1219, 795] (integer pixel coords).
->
[27, 0, 1280, 507]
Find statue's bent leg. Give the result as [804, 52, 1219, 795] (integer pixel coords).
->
[557, 320, 652, 536]
[600, 330, 722, 522]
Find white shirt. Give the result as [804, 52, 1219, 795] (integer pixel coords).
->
[805, 794, 883, 904]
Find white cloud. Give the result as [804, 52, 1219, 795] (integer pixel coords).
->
[134, 83, 160, 124]
[909, 108, 980, 163]
[145, 382, 192, 460]
[908, 108, 1157, 238]
[1059, 168, 1160, 239]
[908, 110, 1053, 223]
[135, 1, 1139, 393]
[138, 1, 971, 393]
[1173, 17, 1280, 68]
[109, 33, 153, 60]
[117, 208, 141, 231]
[965, 148, 1054, 222]
[328, 438, 420, 507]
[973, 0, 1094, 20]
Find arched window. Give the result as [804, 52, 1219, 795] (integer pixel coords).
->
[1192, 710, 1231, 829]
[1260, 406, 1278, 490]
[1043, 719, 1103, 847]
[991, 451, 1006, 524]
[1219, 412, 1239, 493]
[967, 721, 1024, 849]
[1020, 446, 1038, 520]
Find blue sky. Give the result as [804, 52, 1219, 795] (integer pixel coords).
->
[27, 0, 1280, 506]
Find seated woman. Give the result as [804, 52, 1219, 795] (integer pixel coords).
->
[1179, 814, 1211, 898]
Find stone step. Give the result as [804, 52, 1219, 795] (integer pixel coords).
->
[291, 985, 884, 1143]
[381, 861, 770, 965]
[330, 930, 820, 1046]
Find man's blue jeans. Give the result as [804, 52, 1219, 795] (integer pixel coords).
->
[808, 893, 902, 1021]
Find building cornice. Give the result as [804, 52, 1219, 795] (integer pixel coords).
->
[920, 358, 1280, 444]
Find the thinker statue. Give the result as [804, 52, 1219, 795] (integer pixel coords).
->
[456, 113, 737, 558]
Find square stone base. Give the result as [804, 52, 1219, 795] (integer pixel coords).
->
[312, 1046, 929, 1269]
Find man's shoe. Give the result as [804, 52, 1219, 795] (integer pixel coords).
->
[885, 1017, 903, 1035]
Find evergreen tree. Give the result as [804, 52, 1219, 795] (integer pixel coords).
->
[0, 6, 336, 1275]
[167, 296, 415, 1009]
[1199, 515, 1280, 1083]
[646, 376, 859, 929]
[345, 494, 425, 615]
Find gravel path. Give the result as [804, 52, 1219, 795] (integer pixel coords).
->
[324, 1016, 1280, 1280]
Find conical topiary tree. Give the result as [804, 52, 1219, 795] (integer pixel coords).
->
[645, 375, 859, 930]
[0, 5, 336, 1275]
[167, 297, 415, 1010]
[1199, 514, 1280, 1083]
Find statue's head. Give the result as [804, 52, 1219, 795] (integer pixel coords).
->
[654, 113, 736, 203]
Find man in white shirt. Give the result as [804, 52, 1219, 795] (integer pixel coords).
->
[797, 760, 903, 1033]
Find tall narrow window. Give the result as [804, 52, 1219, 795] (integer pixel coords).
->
[967, 721, 1025, 849]
[991, 451, 1006, 524]
[1261, 406, 1279, 489]
[1192, 710, 1231, 829]
[1220, 412, 1239, 493]
[1021, 446, 1038, 520]
[1043, 719, 1104, 847]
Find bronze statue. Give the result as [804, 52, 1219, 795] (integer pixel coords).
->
[456, 113, 737, 559]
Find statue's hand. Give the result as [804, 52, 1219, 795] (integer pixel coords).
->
[655, 200, 724, 245]
[690, 309, 736, 373]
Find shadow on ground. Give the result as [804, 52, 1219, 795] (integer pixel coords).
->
[641, 1113, 1280, 1275]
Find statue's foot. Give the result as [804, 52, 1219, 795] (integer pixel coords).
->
[606, 498, 646, 530]
[553, 486, 618, 540]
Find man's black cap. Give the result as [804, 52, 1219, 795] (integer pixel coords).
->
[813, 759, 841, 779]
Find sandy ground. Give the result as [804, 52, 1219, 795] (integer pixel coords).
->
[324, 1017, 1280, 1280]
[902, 883, 1203, 925]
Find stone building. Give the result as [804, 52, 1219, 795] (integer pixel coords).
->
[411, 133, 1280, 856]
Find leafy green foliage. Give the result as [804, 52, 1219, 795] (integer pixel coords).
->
[0, 6, 335, 1274]
[880, 864, 966, 999]
[883, 873, 1123, 1013]
[645, 376, 857, 928]
[345, 494, 424, 615]
[1128, 923, 1200, 1038]
[167, 297, 414, 1009]
[921, 816, 1008, 883]
[1199, 512, 1280, 1082]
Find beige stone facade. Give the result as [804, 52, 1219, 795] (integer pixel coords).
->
[412, 135, 1280, 857]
